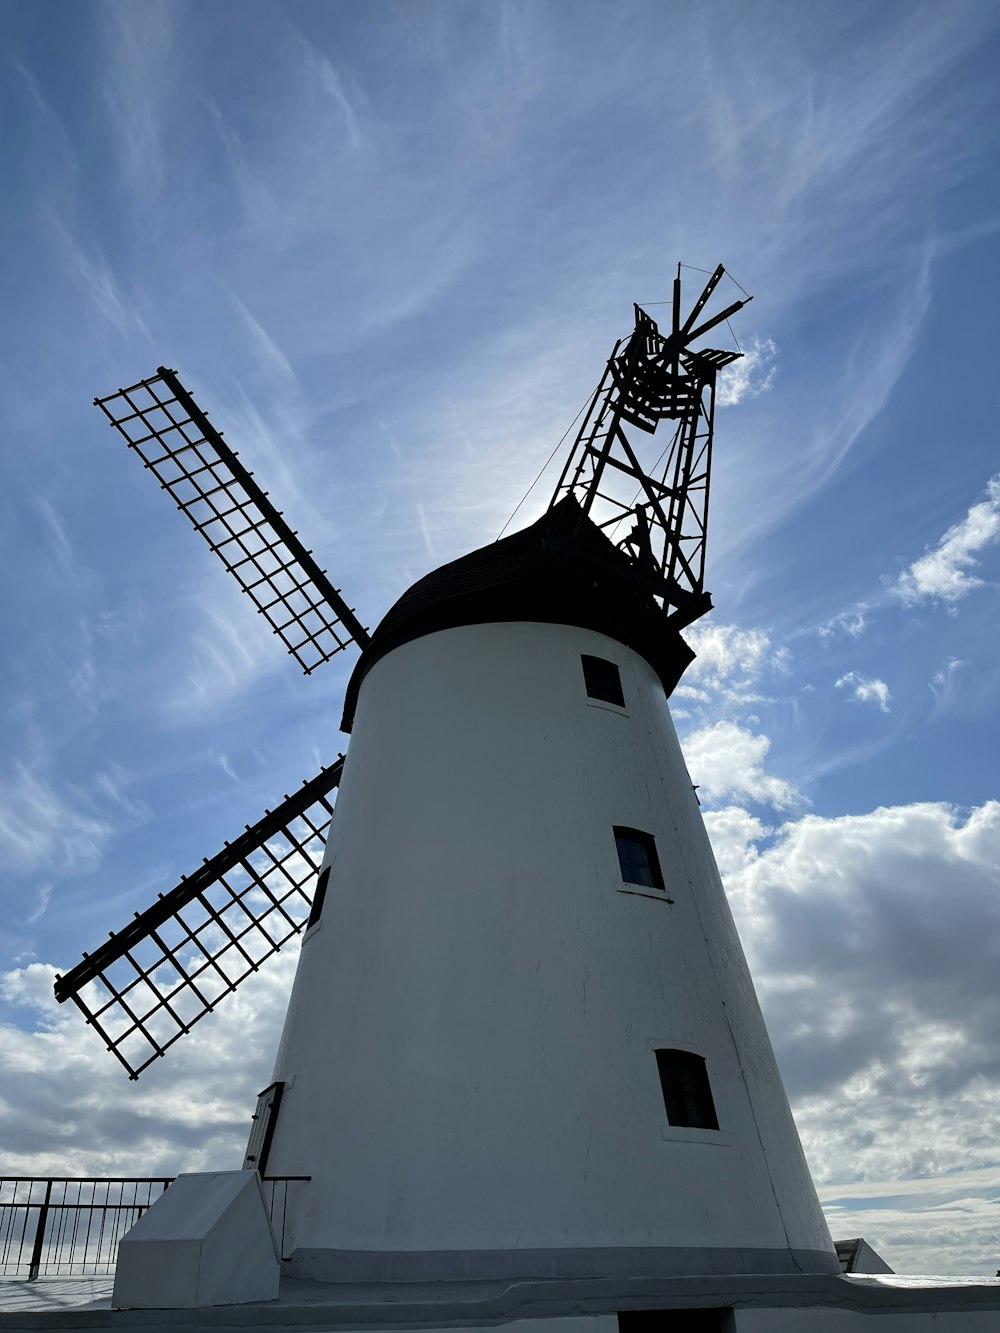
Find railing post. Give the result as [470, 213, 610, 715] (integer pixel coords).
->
[27, 1180, 52, 1281]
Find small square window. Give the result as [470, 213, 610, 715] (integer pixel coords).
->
[614, 826, 664, 891]
[582, 654, 625, 707]
[307, 865, 331, 929]
[655, 1049, 719, 1130]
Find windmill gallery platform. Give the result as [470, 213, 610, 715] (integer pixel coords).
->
[27, 273, 1000, 1331]
[4, 1268, 1000, 1331]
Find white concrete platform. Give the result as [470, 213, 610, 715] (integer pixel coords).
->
[1, 1270, 1000, 1332]
[0, 1278, 113, 1314]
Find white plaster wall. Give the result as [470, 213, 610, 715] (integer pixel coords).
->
[265, 621, 834, 1262]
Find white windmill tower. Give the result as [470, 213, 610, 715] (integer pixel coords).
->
[55, 267, 840, 1317]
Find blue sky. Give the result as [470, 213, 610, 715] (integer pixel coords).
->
[2, 0, 1000, 1275]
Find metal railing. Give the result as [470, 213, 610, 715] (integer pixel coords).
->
[260, 1176, 308, 1263]
[0, 1176, 308, 1279]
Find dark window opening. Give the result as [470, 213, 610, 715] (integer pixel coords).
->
[307, 865, 331, 929]
[655, 1049, 719, 1131]
[582, 654, 625, 707]
[614, 826, 664, 891]
[618, 1311, 733, 1333]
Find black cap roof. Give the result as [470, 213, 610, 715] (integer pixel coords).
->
[341, 496, 696, 731]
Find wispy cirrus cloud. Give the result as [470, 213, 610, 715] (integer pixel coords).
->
[23, 884, 53, 929]
[685, 0, 997, 565]
[311, 53, 370, 155]
[928, 656, 967, 720]
[47, 215, 150, 343]
[98, 0, 180, 204]
[710, 250, 935, 575]
[0, 763, 114, 879]
[167, 596, 281, 718]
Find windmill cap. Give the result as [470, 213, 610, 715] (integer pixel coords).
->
[340, 497, 695, 732]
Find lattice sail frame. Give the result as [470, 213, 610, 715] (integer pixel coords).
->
[550, 265, 749, 630]
[95, 368, 369, 672]
[54, 763, 343, 1080]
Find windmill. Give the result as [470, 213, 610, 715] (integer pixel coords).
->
[39, 262, 1000, 1328]
[54, 265, 842, 1298]
[53, 263, 747, 1081]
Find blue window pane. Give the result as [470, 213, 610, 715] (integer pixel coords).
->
[614, 827, 664, 891]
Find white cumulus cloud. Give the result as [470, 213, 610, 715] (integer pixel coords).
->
[685, 622, 773, 682]
[681, 720, 803, 811]
[818, 608, 867, 639]
[895, 474, 1000, 606]
[716, 335, 777, 408]
[680, 623, 788, 710]
[702, 805, 770, 877]
[836, 671, 892, 712]
[712, 798, 1000, 1275]
[0, 949, 299, 1177]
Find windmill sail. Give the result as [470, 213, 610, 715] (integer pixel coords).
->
[549, 265, 749, 630]
[95, 368, 369, 672]
[54, 761, 343, 1080]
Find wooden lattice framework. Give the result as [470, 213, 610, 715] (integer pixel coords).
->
[95, 369, 369, 671]
[54, 763, 343, 1079]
